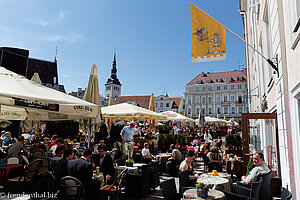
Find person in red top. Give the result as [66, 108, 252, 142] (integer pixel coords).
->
[47, 135, 58, 150]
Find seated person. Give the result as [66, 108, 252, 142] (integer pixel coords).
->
[8, 136, 29, 157]
[141, 142, 155, 163]
[166, 144, 183, 175]
[54, 148, 74, 184]
[179, 150, 199, 178]
[240, 152, 270, 186]
[97, 144, 115, 184]
[55, 138, 65, 157]
[216, 136, 222, 148]
[207, 146, 222, 171]
[30, 138, 46, 153]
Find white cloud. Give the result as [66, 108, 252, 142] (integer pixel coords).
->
[23, 11, 68, 26]
[57, 11, 66, 20]
[41, 32, 83, 43]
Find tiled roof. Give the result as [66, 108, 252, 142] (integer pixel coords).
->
[114, 95, 151, 108]
[187, 70, 247, 86]
[169, 97, 182, 108]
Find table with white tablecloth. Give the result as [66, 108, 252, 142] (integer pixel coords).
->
[183, 189, 225, 200]
[197, 174, 230, 192]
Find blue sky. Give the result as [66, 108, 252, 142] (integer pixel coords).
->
[0, 0, 245, 97]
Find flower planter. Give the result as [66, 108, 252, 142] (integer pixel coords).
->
[197, 189, 208, 198]
[0, 161, 7, 167]
[126, 163, 133, 167]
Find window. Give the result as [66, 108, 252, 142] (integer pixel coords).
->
[205, 79, 211, 83]
[209, 107, 212, 114]
[160, 103, 163, 107]
[208, 96, 212, 103]
[238, 96, 243, 103]
[208, 86, 212, 91]
[224, 96, 228, 102]
[232, 107, 235, 114]
[224, 107, 228, 114]
[202, 108, 206, 114]
[196, 108, 200, 115]
[196, 87, 200, 91]
[166, 103, 169, 107]
[226, 77, 232, 82]
[188, 108, 191, 114]
[216, 78, 221, 82]
[217, 107, 221, 114]
[202, 87, 206, 91]
[106, 86, 110, 90]
[187, 96, 192, 104]
[224, 86, 228, 90]
[239, 107, 243, 113]
[237, 76, 243, 81]
[202, 97, 206, 103]
[188, 88, 193, 92]
[217, 86, 221, 90]
[231, 96, 235, 103]
[196, 96, 200, 104]
[238, 85, 242, 89]
[231, 85, 235, 89]
[155, 103, 157, 108]
[217, 96, 221, 103]
[196, 80, 201, 84]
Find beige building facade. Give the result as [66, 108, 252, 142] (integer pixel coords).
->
[240, 0, 300, 197]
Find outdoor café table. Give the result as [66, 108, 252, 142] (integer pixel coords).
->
[115, 166, 139, 176]
[155, 153, 172, 164]
[183, 189, 225, 200]
[197, 174, 230, 192]
[0, 164, 24, 182]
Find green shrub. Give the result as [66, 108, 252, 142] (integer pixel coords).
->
[234, 134, 242, 147]
[225, 134, 235, 147]
[246, 157, 255, 176]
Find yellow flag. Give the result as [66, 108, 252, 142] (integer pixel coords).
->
[191, 3, 226, 63]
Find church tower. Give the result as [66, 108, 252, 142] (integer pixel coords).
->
[105, 51, 122, 99]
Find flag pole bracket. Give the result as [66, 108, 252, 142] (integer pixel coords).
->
[267, 56, 279, 77]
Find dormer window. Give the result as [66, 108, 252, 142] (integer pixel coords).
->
[216, 78, 221, 82]
[196, 80, 201, 84]
[226, 77, 232, 82]
[237, 76, 243, 81]
[205, 79, 211, 83]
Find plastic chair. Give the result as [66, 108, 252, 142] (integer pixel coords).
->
[160, 178, 181, 200]
[31, 149, 44, 161]
[61, 176, 85, 200]
[281, 187, 292, 200]
[178, 170, 196, 194]
[38, 156, 51, 175]
[8, 159, 43, 182]
[258, 170, 272, 200]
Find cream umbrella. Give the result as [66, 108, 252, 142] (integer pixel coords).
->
[101, 102, 166, 120]
[148, 94, 157, 131]
[82, 64, 102, 147]
[0, 67, 98, 120]
[160, 110, 194, 122]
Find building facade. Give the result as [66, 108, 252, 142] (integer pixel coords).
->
[155, 95, 184, 113]
[184, 70, 248, 124]
[105, 53, 121, 100]
[240, 0, 300, 197]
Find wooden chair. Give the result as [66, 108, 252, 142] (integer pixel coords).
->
[100, 168, 128, 200]
[160, 178, 181, 200]
[8, 159, 43, 182]
[61, 176, 85, 200]
[31, 149, 44, 161]
[38, 156, 51, 175]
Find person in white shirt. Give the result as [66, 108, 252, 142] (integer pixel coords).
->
[141, 142, 154, 163]
[203, 130, 212, 142]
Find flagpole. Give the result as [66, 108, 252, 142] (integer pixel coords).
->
[223, 26, 279, 76]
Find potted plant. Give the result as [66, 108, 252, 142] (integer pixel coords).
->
[125, 159, 134, 167]
[196, 182, 212, 198]
[233, 134, 242, 150]
[225, 134, 235, 149]
[0, 158, 7, 167]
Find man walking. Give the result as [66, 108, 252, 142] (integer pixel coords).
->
[120, 121, 137, 159]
